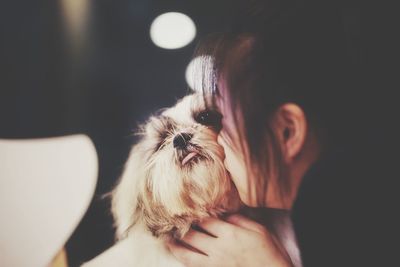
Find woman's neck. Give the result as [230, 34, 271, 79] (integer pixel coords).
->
[286, 130, 321, 210]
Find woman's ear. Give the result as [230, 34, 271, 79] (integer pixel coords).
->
[272, 103, 307, 163]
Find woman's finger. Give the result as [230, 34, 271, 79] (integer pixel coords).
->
[226, 214, 268, 235]
[198, 217, 234, 237]
[180, 229, 215, 255]
[167, 240, 207, 267]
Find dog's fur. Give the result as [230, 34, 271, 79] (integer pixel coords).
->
[83, 94, 302, 267]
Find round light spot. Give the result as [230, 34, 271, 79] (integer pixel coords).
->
[150, 12, 196, 49]
[185, 55, 215, 92]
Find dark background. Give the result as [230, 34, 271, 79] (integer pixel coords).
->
[0, 0, 235, 266]
[0, 1, 396, 266]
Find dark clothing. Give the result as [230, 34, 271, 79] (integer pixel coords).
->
[290, 1, 398, 266]
[292, 138, 397, 267]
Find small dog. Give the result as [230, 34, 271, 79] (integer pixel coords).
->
[83, 93, 301, 267]
[111, 93, 242, 242]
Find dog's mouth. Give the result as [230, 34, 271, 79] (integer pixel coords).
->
[179, 144, 204, 166]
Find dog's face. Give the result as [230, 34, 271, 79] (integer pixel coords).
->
[112, 94, 241, 239]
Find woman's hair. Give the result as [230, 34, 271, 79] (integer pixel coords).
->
[194, 0, 355, 205]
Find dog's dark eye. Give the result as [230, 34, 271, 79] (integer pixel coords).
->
[152, 116, 174, 152]
[194, 110, 222, 130]
[154, 133, 166, 151]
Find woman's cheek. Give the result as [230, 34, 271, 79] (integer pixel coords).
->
[218, 135, 249, 202]
[226, 152, 249, 201]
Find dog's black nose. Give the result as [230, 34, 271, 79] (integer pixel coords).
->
[173, 133, 192, 149]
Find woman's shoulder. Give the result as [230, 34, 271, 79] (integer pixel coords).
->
[292, 141, 396, 266]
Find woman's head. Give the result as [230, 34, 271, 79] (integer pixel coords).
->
[195, 0, 352, 208]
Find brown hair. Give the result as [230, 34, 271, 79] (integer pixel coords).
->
[194, 0, 352, 205]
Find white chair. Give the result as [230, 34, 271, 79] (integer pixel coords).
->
[0, 134, 98, 267]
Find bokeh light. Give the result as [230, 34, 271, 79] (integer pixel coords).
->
[150, 12, 196, 49]
[185, 55, 214, 92]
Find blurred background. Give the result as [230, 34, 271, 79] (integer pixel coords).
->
[0, 0, 396, 266]
[0, 0, 236, 265]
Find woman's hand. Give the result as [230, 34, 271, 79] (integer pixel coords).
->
[167, 214, 293, 267]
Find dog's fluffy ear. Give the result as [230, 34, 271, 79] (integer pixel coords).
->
[111, 143, 146, 240]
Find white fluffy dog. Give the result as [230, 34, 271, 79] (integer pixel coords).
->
[83, 93, 301, 267]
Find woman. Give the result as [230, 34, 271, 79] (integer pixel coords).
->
[168, 0, 393, 266]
